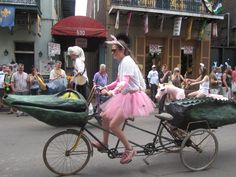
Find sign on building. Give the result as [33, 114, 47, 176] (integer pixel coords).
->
[75, 38, 88, 48]
[48, 42, 61, 57]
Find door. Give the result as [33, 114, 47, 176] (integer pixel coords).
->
[181, 49, 193, 78]
[15, 42, 34, 74]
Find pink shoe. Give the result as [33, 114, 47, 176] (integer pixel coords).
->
[120, 149, 136, 164]
[91, 141, 108, 153]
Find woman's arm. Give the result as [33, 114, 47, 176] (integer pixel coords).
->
[160, 71, 171, 83]
[222, 73, 228, 91]
[106, 78, 119, 90]
[191, 75, 209, 86]
[109, 76, 130, 95]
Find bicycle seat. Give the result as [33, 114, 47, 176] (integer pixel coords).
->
[155, 113, 173, 121]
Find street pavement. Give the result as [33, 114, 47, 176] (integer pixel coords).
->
[1, 109, 236, 177]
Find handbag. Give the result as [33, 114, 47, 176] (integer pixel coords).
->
[73, 68, 87, 86]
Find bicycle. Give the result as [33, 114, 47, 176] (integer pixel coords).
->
[42, 93, 218, 176]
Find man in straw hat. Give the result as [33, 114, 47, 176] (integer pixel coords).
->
[67, 46, 88, 99]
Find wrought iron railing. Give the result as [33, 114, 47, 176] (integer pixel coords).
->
[0, 0, 40, 6]
[111, 0, 207, 14]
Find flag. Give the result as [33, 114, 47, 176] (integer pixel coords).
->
[186, 17, 193, 40]
[126, 11, 132, 35]
[160, 15, 164, 32]
[0, 5, 15, 28]
[173, 17, 182, 36]
[115, 10, 120, 29]
[212, 23, 218, 38]
[213, 3, 223, 15]
[37, 15, 42, 36]
[144, 13, 148, 34]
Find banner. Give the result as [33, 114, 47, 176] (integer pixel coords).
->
[0, 5, 15, 28]
[202, 0, 224, 15]
[173, 17, 182, 36]
[27, 13, 31, 33]
[115, 10, 119, 29]
[37, 15, 42, 36]
[48, 42, 61, 57]
[144, 13, 148, 34]
[126, 11, 132, 35]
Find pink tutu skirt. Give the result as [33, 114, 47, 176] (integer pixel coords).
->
[100, 91, 155, 120]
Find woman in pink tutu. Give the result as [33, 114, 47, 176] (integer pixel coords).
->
[92, 35, 155, 164]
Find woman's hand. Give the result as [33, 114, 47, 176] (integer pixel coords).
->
[101, 88, 109, 95]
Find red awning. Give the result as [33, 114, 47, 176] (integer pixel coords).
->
[51, 16, 107, 38]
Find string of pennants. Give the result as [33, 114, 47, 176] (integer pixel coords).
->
[114, 0, 223, 40]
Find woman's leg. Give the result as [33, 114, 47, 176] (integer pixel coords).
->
[100, 112, 110, 146]
[196, 92, 206, 98]
[109, 109, 131, 150]
[188, 91, 199, 98]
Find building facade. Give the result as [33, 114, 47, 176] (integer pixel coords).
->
[0, 0, 62, 74]
[87, 0, 224, 79]
[211, 0, 236, 67]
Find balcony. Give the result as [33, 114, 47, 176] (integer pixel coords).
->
[109, 0, 224, 20]
[0, 0, 41, 15]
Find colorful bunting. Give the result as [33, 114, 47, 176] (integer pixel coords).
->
[126, 11, 132, 35]
[37, 15, 41, 36]
[160, 15, 164, 32]
[186, 17, 193, 40]
[115, 10, 120, 29]
[202, 0, 224, 15]
[144, 13, 148, 34]
[212, 22, 218, 38]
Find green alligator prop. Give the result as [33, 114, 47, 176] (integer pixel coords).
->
[3, 90, 88, 127]
[165, 97, 236, 131]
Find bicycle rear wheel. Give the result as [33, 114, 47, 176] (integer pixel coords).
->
[180, 128, 218, 171]
[43, 130, 91, 176]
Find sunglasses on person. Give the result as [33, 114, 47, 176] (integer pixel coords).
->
[111, 48, 117, 53]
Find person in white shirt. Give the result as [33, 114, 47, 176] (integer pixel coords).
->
[11, 63, 29, 116]
[11, 63, 29, 95]
[147, 65, 159, 102]
[49, 60, 66, 81]
[67, 46, 88, 99]
[0, 65, 7, 108]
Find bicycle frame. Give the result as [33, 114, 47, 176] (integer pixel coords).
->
[73, 116, 181, 159]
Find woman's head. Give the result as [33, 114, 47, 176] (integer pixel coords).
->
[67, 46, 85, 61]
[106, 35, 133, 60]
[199, 63, 207, 77]
[173, 67, 180, 74]
[31, 67, 38, 75]
[55, 61, 62, 69]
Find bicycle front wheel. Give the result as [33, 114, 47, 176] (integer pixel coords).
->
[180, 128, 218, 171]
[43, 130, 91, 176]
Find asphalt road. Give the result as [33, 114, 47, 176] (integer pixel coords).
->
[1, 110, 236, 177]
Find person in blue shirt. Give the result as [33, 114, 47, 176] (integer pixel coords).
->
[93, 64, 109, 108]
[93, 64, 108, 87]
